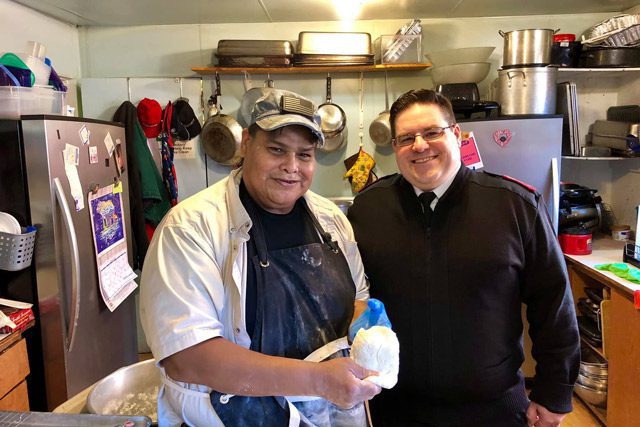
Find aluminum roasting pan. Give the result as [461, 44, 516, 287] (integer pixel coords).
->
[297, 32, 372, 55]
[216, 39, 294, 57]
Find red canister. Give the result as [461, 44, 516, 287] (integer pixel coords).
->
[559, 228, 592, 255]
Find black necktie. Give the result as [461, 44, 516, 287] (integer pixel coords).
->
[419, 191, 437, 226]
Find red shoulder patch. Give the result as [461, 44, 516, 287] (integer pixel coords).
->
[502, 175, 537, 193]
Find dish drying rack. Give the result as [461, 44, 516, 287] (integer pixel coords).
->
[623, 241, 640, 269]
[383, 19, 422, 63]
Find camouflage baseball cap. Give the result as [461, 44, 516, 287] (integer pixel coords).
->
[249, 89, 325, 147]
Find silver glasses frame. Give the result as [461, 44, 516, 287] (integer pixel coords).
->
[392, 124, 455, 147]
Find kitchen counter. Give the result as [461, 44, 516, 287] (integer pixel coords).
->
[564, 235, 640, 426]
[564, 236, 639, 297]
[52, 385, 93, 414]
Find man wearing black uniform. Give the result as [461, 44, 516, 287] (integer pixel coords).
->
[347, 89, 580, 427]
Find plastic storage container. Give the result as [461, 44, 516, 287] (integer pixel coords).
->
[551, 33, 582, 67]
[0, 86, 65, 119]
[0, 228, 37, 271]
[374, 34, 422, 64]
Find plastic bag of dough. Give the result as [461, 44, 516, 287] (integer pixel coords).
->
[350, 325, 399, 389]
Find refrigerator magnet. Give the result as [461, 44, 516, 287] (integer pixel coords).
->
[103, 132, 115, 156]
[493, 129, 512, 148]
[79, 124, 91, 146]
[89, 146, 99, 164]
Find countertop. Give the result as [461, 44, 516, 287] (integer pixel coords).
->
[564, 236, 640, 296]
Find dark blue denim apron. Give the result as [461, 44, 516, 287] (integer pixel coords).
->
[210, 199, 365, 426]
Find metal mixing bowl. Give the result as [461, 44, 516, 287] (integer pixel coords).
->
[574, 381, 608, 408]
[87, 358, 161, 423]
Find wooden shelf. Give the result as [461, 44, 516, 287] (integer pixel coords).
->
[581, 336, 606, 361]
[192, 63, 429, 75]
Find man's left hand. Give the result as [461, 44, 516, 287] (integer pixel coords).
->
[526, 401, 567, 427]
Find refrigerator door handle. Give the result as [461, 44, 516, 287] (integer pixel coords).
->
[551, 157, 559, 233]
[53, 177, 81, 352]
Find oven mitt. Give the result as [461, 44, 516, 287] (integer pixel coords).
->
[344, 148, 376, 193]
[348, 298, 392, 343]
[595, 263, 640, 284]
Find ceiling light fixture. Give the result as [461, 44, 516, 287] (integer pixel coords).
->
[333, 0, 367, 21]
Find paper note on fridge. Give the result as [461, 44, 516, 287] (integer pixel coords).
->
[460, 131, 484, 170]
[63, 144, 85, 211]
[88, 183, 137, 312]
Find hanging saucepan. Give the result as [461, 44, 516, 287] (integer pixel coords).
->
[317, 76, 347, 152]
[369, 72, 392, 146]
[238, 75, 275, 128]
[200, 73, 243, 166]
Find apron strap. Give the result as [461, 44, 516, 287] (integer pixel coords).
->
[245, 195, 341, 267]
[241, 191, 271, 267]
[300, 198, 340, 254]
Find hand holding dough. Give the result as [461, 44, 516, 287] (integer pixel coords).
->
[350, 326, 399, 389]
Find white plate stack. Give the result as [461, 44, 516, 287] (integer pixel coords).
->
[0, 212, 21, 235]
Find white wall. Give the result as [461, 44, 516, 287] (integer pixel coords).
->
[0, 0, 81, 78]
[77, 13, 619, 200]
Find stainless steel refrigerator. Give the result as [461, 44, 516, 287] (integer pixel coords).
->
[0, 116, 137, 410]
[459, 115, 563, 232]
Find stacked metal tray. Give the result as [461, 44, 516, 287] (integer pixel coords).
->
[294, 32, 374, 66]
[582, 14, 640, 47]
[215, 40, 294, 67]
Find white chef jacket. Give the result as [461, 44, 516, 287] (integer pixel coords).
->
[140, 168, 369, 427]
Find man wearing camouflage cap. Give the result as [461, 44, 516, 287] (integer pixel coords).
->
[140, 89, 380, 426]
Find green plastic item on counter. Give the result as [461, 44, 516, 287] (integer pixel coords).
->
[594, 262, 640, 284]
[0, 52, 35, 86]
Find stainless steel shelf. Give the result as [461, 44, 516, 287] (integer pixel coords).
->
[558, 67, 640, 79]
[562, 156, 635, 161]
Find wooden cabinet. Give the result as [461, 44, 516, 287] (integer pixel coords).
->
[0, 336, 30, 411]
[565, 238, 640, 427]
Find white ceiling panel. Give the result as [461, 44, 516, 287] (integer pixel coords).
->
[11, 0, 640, 26]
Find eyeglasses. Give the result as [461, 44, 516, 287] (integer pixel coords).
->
[392, 125, 455, 147]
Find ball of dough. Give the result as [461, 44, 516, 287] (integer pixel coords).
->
[350, 326, 399, 389]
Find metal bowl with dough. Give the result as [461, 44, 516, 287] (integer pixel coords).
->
[87, 359, 161, 423]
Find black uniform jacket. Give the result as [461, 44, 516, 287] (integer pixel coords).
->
[348, 165, 580, 414]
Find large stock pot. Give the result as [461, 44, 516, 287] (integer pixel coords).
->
[499, 28, 558, 68]
[497, 66, 558, 115]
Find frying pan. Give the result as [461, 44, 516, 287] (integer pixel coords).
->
[369, 72, 392, 146]
[238, 75, 275, 128]
[317, 76, 347, 152]
[200, 73, 243, 166]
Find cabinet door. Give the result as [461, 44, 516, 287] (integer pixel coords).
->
[607, 289, 640, 426]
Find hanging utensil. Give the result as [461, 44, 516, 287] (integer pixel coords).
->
[369, 71, 392, 146]
[317, 75, 347, 152]
[200, 73, 243, 166]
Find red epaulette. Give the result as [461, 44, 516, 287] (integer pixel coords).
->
[501, 175, 537, 193]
